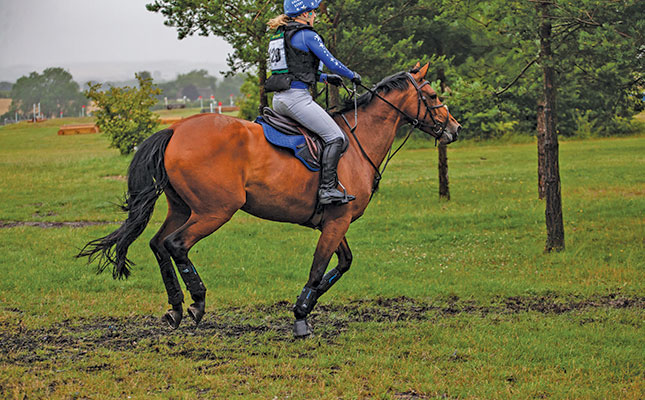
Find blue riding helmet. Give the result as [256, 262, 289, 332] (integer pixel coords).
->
[284, 0, 322, 17]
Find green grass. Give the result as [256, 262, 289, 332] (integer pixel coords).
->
[0, 119, 643, 399]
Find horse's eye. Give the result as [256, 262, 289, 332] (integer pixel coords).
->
[429, 94, 437, 100]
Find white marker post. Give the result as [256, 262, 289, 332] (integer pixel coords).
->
[33, 104, 36, 121]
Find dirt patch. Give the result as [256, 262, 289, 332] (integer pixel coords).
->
[0, 220, 115, 228]
[103, 175, 127, 181]
[1, 293, 642, 366]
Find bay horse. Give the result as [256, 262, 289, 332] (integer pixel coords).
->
[78, 63, 461, 337]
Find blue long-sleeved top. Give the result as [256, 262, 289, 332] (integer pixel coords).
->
[289, 29, 355, 89]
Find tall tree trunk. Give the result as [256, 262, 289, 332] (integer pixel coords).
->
[539, 1, 565, 252]
[438, 143, 450, 199]
[537, 101, 546, 200]
[437, 67, 450, 200]
[258, 59, 268, 114]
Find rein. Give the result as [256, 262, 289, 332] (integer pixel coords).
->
[337, 73, 448, 197]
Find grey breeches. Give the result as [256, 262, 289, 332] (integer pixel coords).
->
[272, 88, 346, 144]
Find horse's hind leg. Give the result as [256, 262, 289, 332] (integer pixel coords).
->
[163, 211, 237, 325]
[149, 189, 191, 329]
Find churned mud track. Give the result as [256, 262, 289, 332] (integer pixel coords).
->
[0, 220, 115, 228]
[1, 293, 642, 366]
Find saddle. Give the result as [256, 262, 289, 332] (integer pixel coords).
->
[255, 107, 347, 172]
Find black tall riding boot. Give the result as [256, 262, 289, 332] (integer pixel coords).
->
[318, 139, 355, 205]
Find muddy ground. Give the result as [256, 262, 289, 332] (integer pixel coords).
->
[1, 293, 642, 367]
[0, 220, 114, 229]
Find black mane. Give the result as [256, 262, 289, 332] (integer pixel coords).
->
[332, 70, 414, 116]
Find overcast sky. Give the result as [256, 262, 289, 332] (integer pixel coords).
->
[0, 0, 234, 82]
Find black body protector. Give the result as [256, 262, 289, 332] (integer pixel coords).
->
[265, 22, 323, 92]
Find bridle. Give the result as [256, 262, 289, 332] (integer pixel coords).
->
[403, 72, 450, 139]
[337, 72, 453, 196]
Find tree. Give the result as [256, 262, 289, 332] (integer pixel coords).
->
[85, 74, 161, 155]
[536, 0, 564, 251]
[147, 0, 280, 113]
[9, 67, 86, 117]
[454, 0, 643, 251]
[216, 74, 245, 99]
[174, 69, 218, 91]
[181, 84, 200, 100]
[436, 0, 642, 140]
[313, 0, 434, 106]
[156, 69, 222, 102]
[437, 143, 449, 199]
[146, 0, 445, 113]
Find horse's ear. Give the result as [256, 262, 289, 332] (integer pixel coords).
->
[413, 61, 421, 69]
[417, 63, 430, 80]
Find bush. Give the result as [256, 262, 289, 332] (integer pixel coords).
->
[85, 74, 161, 155]
[236, 74, 262, 121]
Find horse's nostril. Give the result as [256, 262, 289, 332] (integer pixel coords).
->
[456, 126, 462, 137]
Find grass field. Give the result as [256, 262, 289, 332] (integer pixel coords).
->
[0, 116, 643, 399]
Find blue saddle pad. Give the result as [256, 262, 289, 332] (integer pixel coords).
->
[255, 116, 320, 171]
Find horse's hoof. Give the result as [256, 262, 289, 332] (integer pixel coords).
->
[163, 308, 182, 329]
[187, 302, 205, 325]
[293, 319, 313, 338]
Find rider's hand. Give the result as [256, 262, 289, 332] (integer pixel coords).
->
[326, 74, 343, 86]
[351, 72, 362, 85]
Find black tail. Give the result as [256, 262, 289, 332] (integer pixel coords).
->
[77, 128, 174, 279]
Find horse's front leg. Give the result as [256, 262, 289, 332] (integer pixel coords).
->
[316, 236, 352, 297]
[293, 217, 351, 337]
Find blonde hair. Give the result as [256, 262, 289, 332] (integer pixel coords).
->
[267, 14, 292, 30]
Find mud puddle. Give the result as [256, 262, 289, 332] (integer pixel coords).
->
[1, 293, 642, 366]
[0, 220, 115, 228]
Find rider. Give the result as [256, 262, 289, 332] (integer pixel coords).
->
[266, 0, 361, 205]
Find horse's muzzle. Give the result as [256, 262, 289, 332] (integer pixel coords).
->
[441, 125, 460, 145]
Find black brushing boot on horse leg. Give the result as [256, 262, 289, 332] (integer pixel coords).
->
[293, 286, 318, 337]
[177, 262, 206, 325]
[159, 259, 184, 329]
[318, 138, 355, 205]
[150, 223, 186, 329]
[163, 233, 207, 326]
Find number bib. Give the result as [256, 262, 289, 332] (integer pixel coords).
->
[268, 32, 288, 73]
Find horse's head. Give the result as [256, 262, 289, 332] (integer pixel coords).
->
[403, 63, 461, 145]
